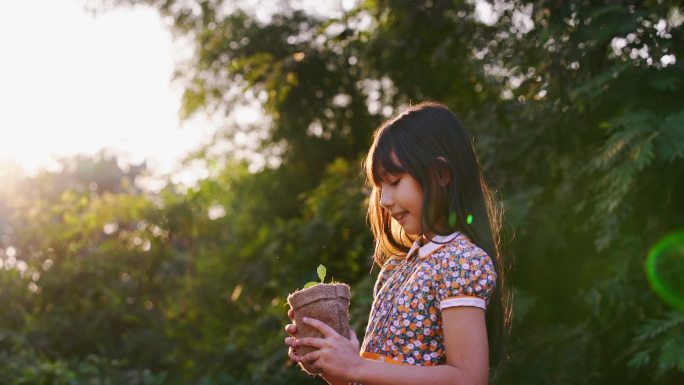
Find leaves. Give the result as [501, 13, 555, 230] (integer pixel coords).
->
[628, 311, 684, 377]
[655, 111, 684, 162]
[2, 1, 682, 384]
[302, 264, 328, 289]
[317, 264, 327, 283]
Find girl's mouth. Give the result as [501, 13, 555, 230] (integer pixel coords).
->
[392, 211, 408, 224]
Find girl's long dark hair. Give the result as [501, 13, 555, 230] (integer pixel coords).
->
[364, 101, 511, 369]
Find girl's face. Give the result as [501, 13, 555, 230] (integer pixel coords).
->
[378, 171, 424, 236]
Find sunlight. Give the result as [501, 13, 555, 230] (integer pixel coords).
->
[0, 0, 210, 177]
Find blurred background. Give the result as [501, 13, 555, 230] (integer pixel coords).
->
[0, 0, 683, 384]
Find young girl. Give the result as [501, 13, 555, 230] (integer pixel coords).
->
[285, 101, 510, 385]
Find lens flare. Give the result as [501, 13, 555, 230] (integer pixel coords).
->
[645, 230, 684, 310]
[466, 214, 473, 225]
[448, 212, 457, 227]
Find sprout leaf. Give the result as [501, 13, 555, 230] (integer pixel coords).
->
[317, 264, 327, 283]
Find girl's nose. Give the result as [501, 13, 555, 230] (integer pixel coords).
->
[379, 188, 393, 208]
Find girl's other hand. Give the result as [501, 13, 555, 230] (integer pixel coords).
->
[284, 308, 302, 363]
[296, 317, 363, 381]
[285, 308, 298, 335]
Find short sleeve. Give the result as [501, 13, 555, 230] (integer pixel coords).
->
[434, 244, 497, 311]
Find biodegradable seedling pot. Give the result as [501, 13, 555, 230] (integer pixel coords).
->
[287, 283, 351, 374]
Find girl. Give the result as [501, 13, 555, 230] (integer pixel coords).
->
[285, 101, 510, 385]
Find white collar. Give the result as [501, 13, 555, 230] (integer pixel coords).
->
[407, 231, 461, 259]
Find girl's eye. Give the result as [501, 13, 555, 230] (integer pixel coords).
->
[390, 177, 401, 186]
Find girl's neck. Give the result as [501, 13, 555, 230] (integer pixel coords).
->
[418, 234, 431, 245]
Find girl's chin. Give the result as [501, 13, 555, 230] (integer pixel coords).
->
[400, 225, 421, 237]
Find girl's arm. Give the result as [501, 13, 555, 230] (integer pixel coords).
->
[297, 307, 489, 385]
[319, 373, 353, 385]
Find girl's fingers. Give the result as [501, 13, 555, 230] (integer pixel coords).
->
[284, 323, 297, 335]
[285, 309, 297, 334]
[300, 349, 321, 363]
[288, 347, 301, 363]
[284, 336, 297, 347]
[296, 336, 326, 349]
[302, 317, 337, 338]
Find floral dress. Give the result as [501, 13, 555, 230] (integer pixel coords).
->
[360, 231, 496, 366]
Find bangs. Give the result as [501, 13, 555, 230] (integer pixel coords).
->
[367, 136, 405, 186]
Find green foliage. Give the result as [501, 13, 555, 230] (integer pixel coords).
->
[628, 311, 684, 377]
[317, 264, 327, 283]
[303, 264, 328, 288]
[2, 1, 683, 384]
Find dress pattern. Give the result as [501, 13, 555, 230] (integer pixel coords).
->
[360, 231, 496, 366]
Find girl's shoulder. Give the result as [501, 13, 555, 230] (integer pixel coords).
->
[427, 233, 495, 275]
[378, 254, 404, 272]
[438, 232, 489, 260]
[429, 233, 497, 305]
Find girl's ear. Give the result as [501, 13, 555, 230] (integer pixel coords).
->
[435, 157, 451, 187]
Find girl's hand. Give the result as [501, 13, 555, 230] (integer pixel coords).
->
[296, 317, 363, 381]
[284, 308, 302, 363]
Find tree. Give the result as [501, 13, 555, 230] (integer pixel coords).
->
[2, 0, 682, 383]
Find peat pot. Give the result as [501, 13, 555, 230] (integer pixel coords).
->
[287, 283, 351, 374]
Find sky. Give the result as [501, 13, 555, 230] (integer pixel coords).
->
[0, 0, 359, 187]
[0, 0, 217, 182]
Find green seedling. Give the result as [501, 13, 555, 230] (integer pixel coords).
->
[303, 264, 327, 288]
